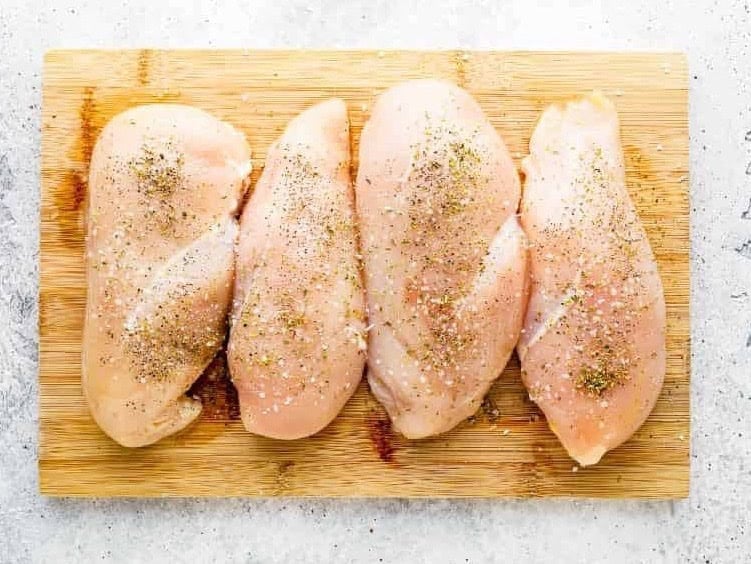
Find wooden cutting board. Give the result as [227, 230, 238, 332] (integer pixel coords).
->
[40, 50, 689, 497]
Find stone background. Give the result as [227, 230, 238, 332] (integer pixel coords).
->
[0, 1, 749, 562]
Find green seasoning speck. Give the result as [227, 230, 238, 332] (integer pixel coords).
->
[129, 145, 184, 199]
[575, 364, 625, 396]
[128, 143, 186, 234]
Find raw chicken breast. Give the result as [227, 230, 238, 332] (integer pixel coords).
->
[228, 99, 366, 440]
[356, 79, 527, 438]
[518, 93, 666, 466]
[83, 104, 251, 447]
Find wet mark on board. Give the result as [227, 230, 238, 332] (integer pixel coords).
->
[480, 395, 501, 423]
[468, 394, 502, 425]
[137, 49, 152, 86]
[61, 86, 96, 213]
[188, 352, 241, 421]
[68, 171, 86, 212]
[78, 87, 96, 170]
[368, 414, 396, 462]
[623, 145, 656, 186]
[275, 460, 295, 493]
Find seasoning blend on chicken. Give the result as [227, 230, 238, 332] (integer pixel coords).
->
[83, 104, 251, 447]
[356, 79, 528, 439]
[228, 99, 366, 439]
[518, 93, 666, 466]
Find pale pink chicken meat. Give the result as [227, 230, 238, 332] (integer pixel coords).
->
[83, 104, 251, 447]
[518, 93, 666, 466]
[356, 79, 528, 438]
[228, 99, 366, 439]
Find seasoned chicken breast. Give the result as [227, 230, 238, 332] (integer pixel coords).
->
[518, 93, 666, 466]
[228, 99, 366, 440]
[83, 104, 251, 447]
[355, 79, 528, 438]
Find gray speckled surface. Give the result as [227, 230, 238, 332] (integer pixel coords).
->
[0, 0, 749, 562]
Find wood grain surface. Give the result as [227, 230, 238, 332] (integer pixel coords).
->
[40, 50, 689, 497]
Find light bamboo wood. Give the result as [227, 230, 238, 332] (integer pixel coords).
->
[40, 50, 689, 498]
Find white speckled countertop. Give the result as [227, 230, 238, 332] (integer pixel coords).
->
[1, 1, 749, 562]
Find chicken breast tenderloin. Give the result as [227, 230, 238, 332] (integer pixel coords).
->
[228, 99, 366, 439]
[518, 93, 666, 466]
[356, 79, 528, 439]
[83, 104, 251, 447]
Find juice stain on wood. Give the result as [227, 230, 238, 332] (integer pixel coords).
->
[60, 86, 96, 216]
[368, 414, 396, 462]
[467, 394, 501, 425]
[137, 50, 152, 86]
[188, 352, 241, 421]
[481, 395, 501, 423]
[275, 460, 295, 494]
